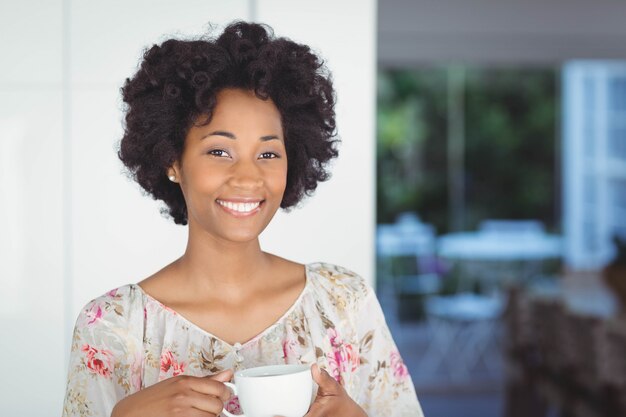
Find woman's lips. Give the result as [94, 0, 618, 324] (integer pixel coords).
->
[216, 199, 265, 217]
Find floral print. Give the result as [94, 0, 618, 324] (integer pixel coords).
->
[160, 349, 185, 378]
[84, 304, 102, 325]
[225, 395, 242, 414]
[82, 345, 114, 378]
[326, 328, 360, 382]
[62, 262, 423, 417]
[390, 349, 410, 382]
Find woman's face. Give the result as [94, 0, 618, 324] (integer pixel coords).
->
[170, 88, 288, 243]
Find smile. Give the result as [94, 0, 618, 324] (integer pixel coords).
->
[216, 199, 264, 216]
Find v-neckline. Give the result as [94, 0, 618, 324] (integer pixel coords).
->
[134, 263, 312, 350]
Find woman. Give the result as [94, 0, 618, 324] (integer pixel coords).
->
[62, 21, 423, 417]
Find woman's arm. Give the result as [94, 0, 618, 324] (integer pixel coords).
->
[352, 286, 424, 417]
[110, 371, 233, 417]
[61, 291, 233, 417]
[62, 302, 138, 416]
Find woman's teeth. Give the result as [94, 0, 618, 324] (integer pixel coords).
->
[217, 200, 261, 213]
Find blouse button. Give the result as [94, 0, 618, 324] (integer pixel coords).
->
[233, 343, 244, 362]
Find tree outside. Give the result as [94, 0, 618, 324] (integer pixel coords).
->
[377, 67, 559, 234]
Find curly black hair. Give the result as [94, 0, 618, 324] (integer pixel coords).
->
[118, 21, 339, 225]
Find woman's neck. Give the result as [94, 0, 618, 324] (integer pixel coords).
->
[173, 226, 273, 302]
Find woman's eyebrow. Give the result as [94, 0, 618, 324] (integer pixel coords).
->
[203, 130, 281, 141]
[260, 135, 281, 141]
[206, 130, 236, 139]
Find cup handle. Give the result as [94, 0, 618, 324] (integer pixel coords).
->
[221, 382, 243, 417]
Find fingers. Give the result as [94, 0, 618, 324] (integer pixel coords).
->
[311, 364, 339, 396]
[186, 390, 227, 416]
[178, 374, 233, 403]
[208, 369, 233, 383]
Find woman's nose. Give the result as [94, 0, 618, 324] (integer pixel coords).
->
[228, 159, 263, 189]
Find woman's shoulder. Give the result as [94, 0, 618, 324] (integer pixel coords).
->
[305, 261, 374, 304]
[73, 284, 145, 331]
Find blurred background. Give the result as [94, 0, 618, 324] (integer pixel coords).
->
[376, 1, 626, 417]
[2, 1, 626, 417]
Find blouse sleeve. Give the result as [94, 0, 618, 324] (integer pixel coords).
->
[62, 289, 143, 417]
[353, 285, 424, 417]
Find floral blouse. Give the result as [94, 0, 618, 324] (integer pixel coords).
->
[62, 262, 423, 417]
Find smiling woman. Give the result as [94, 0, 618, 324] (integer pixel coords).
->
[61, 21, 423, 417]
[168, 89, 288, 243]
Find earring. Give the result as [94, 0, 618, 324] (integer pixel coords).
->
[168, 175, 176, 182]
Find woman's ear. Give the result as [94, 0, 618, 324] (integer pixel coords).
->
[167, 162, 180, 183]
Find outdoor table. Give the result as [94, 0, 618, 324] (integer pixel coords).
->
[437, 231, 563, 290]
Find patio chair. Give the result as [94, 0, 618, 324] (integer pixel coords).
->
[376, 212, 442, 321]
[419, 266, 505, 381]
[421, 292, 505, 380]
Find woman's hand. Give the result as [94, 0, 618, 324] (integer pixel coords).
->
[111, 369, 233, 417]
[305, 364, 368, 417]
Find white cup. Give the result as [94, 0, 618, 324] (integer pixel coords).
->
[222, 364, 314, 417]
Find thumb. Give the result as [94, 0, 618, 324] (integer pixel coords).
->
[208, 368, 234, 382]
[311, 363, 339, 395]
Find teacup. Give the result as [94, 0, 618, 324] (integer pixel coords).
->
[222, 363, 314, 417]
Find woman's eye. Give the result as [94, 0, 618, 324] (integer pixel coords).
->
[260, 152, 279, 159]
[208, 149, 230, 158]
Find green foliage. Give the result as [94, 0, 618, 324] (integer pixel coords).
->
[377, 68, 449, 228]
[464, 68, 558, 231]
[377, 67, 558, 233]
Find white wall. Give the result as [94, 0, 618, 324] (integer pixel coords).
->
[0, 0, 66, 414]
[0, 1, 376, 415]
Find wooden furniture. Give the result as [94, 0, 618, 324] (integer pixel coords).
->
[504, 273, 626, 417]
